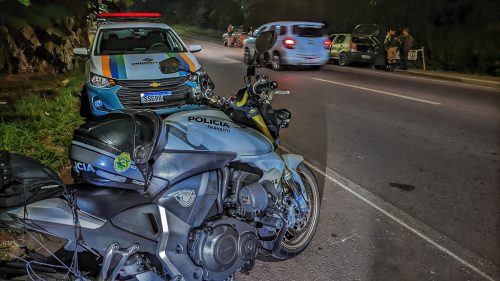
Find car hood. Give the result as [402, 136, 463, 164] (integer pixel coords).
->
[90, 52, 201, 80]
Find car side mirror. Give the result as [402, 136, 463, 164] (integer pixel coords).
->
[188, 44, 202, 53]
[73, 48, 89, 57]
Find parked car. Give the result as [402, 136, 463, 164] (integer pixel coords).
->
[73, 12, 204, 117]
[329, 24, 380, 67]
[222, 26, 248, 47]
[243, 21, 331, 70]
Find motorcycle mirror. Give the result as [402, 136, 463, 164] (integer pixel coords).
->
[159, 57, 182, 74]
[255, 30, 278, 54]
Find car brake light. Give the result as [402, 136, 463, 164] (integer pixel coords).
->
[283, 38, 296, 49]
[324, 39, 332, 49]
[96, 12, 161, 18]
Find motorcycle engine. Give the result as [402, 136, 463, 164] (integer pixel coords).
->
[189, 217, 258, 281]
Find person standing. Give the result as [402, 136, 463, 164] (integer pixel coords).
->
[227, 24, 234, 46]
[385, 29, 399, 71]
[399, 27, 414, 70]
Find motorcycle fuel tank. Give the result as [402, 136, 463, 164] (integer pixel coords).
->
[163, 110, 273, 157]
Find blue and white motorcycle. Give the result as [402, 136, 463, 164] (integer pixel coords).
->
[0, 30, 321, 281]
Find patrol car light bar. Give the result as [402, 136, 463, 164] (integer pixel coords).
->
[97, 12, 161, 18]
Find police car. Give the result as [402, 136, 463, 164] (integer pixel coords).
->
[73, 13, 204, 117]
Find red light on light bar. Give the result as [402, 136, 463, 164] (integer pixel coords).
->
[97, 12, 161, 18]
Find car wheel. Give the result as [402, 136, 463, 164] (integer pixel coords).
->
[79, 87, 91, 119]
[272, 53, 282, 71]
[339, 52, 349, 66]
[243, 48, 251, 65]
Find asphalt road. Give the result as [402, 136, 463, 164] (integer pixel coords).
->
[185, 38, 500, 280]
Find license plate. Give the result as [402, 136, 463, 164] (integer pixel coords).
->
[362, 55, 371, 60]
[140, 91, 172, 104]
[305, 58, 319, 63]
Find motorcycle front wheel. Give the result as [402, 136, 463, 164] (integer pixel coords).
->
[272, 162, 322, 260]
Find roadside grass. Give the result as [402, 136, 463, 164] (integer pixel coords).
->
[170, 24, 221, 42]
[0, 73, 84, 173]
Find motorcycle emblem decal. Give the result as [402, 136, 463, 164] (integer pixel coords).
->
[149, 82, 161, 88]
[114, 152, 131, 173]
[172, 189, 196, 207]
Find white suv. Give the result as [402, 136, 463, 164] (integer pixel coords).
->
[243, 21, 331, 70]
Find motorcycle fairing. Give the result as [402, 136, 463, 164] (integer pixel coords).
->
[281, 154, 309, 211]
[238, 151, 285, 187]
[157, 171, 219, 227]
[67, 183, 151, 220]
[152, 150, 235, 185]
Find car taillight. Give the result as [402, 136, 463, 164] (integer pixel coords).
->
[283, 37, 296, 49]
[324, 39, 332, 49]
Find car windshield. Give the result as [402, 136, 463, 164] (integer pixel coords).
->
[292, 25, 325, 37]
[95, 28, 186, 55]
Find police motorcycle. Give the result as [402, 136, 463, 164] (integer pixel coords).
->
[0, 30, 321, 281]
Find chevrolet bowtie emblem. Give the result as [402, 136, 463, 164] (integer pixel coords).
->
[149, 82, 161, 88]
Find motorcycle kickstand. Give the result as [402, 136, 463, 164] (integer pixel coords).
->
[98, 243, 140, 281]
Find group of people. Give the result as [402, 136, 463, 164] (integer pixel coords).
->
[226, 24, 254, 47]
[384, 27, 414, 71]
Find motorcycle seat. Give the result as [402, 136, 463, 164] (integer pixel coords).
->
[67, 183, 151, 220]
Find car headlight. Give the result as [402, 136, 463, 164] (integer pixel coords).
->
[90, 73, 116, 88]
[189, 68, 205, 83]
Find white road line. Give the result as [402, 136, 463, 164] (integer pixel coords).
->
[223, 57, 241, 63]
[312, 77, 442, 105]
[280, 146, 496, 281]
[324, 65, 500, 91]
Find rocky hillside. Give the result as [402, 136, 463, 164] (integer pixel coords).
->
[0, 1, 89, 74]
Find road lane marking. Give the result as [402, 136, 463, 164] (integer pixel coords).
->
[280, 146, 497, 281]
[324, 65, 500, 91]
[223, 57, 241, 63]
[313, 78, 442, 105]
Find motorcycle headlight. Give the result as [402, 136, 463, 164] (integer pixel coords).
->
[90, 73, 116, 88]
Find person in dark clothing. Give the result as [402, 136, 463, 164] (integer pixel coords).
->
[399, 27, 414, 70]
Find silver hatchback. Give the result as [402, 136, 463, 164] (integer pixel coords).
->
[243, 21, 331, 70]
